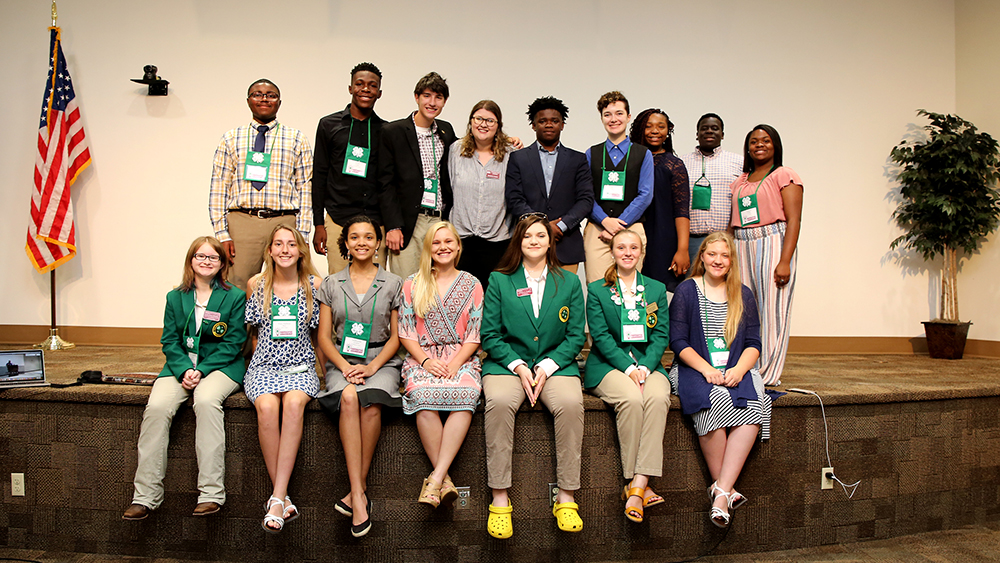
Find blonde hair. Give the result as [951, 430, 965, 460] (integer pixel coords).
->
[259, 225, 320, 325]
[602, 229, 645, 286]
[688, 231, 743, 346]
[412, 221, 462, 318]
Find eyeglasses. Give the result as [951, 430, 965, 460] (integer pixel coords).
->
[518, 212, 548, 222]
[471, 116, 497, 126]
[193, 253, 221, 263]
[248, 92, 280, 101]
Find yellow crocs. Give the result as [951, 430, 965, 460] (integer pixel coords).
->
[487, 502, 513, 539]
[552, 501, 583, 532]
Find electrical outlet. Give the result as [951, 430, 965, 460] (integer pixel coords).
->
[455, 486, 471, 510]
[548, 483, 559, 507]
[11, 473, 25, 497]
[821, 467, 834, 490]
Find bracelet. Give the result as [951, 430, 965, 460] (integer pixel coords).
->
[421, 357, 430, 367]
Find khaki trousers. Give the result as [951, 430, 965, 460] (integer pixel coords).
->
[226, 211, 297, 293]
[388, 213, 436, 281]
[132, 371, 240, 509]
[591, 369, 671, 479]
[323, 215, 387, 274]
[483, 374, 584, 490]
[583, 222, 647, 284]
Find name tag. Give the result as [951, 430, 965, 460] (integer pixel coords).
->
[203, 310, 221, 322]
[345, 159, 367, 177]
[516, 288, 532, 297]
[601, 183, 625, 201]
[486, 170, 501, 180]
[622, 324, 646, 342]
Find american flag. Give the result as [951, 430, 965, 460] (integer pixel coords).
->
[26, 27, 91, 274]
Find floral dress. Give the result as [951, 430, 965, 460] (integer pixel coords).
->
[399, 271, 483, 414]
[244, 276, 321, 403]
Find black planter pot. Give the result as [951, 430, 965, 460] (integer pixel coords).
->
[922, 320, 972, 359]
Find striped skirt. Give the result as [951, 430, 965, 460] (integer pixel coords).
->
[734, 222, 796, 386]
[668, 364, 772, 440]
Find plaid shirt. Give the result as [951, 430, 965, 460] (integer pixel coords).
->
[679, 146, 743, 235]
[413, 115, 445, 212]
[209, 120, 313, 241]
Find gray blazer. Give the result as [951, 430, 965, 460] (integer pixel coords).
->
[316, 265, 403, 365]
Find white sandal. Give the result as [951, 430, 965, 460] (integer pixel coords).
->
[283, 495, 299, 523]
[708, 484, 731, 528]
[262, 496, 285, 533]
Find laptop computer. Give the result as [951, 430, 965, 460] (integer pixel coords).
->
[0, 349, 49, 389]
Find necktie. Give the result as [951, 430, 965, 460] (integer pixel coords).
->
[251, 125, 269, 190]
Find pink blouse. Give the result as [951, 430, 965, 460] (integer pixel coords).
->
[729, 166, 803, 228]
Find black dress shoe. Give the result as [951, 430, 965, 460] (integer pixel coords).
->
[350, 498, 373, 538]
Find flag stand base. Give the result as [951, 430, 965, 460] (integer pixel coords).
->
[34, 329, 76, 350]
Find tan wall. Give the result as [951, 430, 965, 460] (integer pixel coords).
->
[4, 0, 994, 344]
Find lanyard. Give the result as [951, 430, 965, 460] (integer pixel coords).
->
[347, 118, 371, 149]
[737, 165, 775, 199]
[429, 128, 439, 180]
[343, 291, 378, 325]
[602, 143, 632, 181]
[246, 123, 279, 154]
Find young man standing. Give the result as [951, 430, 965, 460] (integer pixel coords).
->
[377, 72, 456, 280]
[679, 113, 743, 263]
[312, 62, 387, 273]
[584, 91, 653, 284]
[505, 97, 594, 273]
[208, 79, 313, 292]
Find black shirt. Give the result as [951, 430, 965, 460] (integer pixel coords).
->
[312, 105, 386, 225]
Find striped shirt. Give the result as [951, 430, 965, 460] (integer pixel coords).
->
[209, 120, 314, 241]
[447, 140, 512, 241]
[679, 147, 743, 235]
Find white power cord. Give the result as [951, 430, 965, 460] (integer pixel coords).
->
[788, 388, 861, 499]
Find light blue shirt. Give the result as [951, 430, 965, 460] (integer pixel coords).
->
[586, 137, 654, 226]
[538, 143, 568, 232]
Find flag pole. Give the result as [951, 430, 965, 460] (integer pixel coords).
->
[34, 1, 75, 351]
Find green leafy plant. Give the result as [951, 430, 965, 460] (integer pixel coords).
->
[889, 110, 1000, 322]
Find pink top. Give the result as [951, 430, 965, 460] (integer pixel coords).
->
[729, 166, 803, 227]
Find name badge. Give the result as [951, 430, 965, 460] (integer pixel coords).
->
[203, 310, 221, 322]
[516, 288, 532, 297]
[707, 336, 730, 370]
[739, 194, 760, 226]
[601, 169, 625, 201]
[421, 178, 439, 208]
[622, 323, 647, 342]
[271, 302, 298, 340]
[343, 144, 370, 178]
[243, 151, 271, 183]
[341, 321, 372, 359]
[486, 170, 501, 180]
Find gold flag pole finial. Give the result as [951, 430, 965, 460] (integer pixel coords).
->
[51, 1, 58, 26]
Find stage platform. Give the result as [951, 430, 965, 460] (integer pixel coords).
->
[2, 344, 999, 562]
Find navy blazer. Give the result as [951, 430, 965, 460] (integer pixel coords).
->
[377, 116, 457, 246]
[505, 142, 594, 264]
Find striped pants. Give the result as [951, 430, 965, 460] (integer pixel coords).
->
[734, 222, 795, 386]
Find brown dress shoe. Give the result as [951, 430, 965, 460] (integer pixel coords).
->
[193, 501, 222, 516]
[122, 504, 150, 520]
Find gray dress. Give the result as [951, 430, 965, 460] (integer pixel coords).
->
[316, 265, 403, 414]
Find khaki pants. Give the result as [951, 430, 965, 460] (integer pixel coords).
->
[583, 222, 647, 284]
[388, 213, 436, 281]
[226, 211, 297, 293]
[591, 369, 671, 479]
[324, 215, 387, 274]
[483, 374, 584, 490]
[132, 371, 240, 509]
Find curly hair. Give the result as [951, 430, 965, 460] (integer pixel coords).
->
[336, 215, 383, 261]
[629, 108, 674, 154]
[527, 96, 569, 123]
[350, 62, 382, 80]
[597, 91, 629, 114]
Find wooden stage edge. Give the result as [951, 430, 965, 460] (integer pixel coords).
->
[1, 324, 998, 357]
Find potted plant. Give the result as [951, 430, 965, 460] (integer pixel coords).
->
[889, 110, 1000, 358]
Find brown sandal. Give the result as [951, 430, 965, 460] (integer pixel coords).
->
[418, 476, 441, 508]
[440, 475, 459, 505]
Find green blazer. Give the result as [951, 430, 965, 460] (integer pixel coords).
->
[583, 276, 669, 389]
[160, 285, 248, 384]
[481, 266, 585, 377]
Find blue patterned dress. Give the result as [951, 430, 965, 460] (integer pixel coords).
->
[244, 276, 321, 403]
[399, 271, 483, 414]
